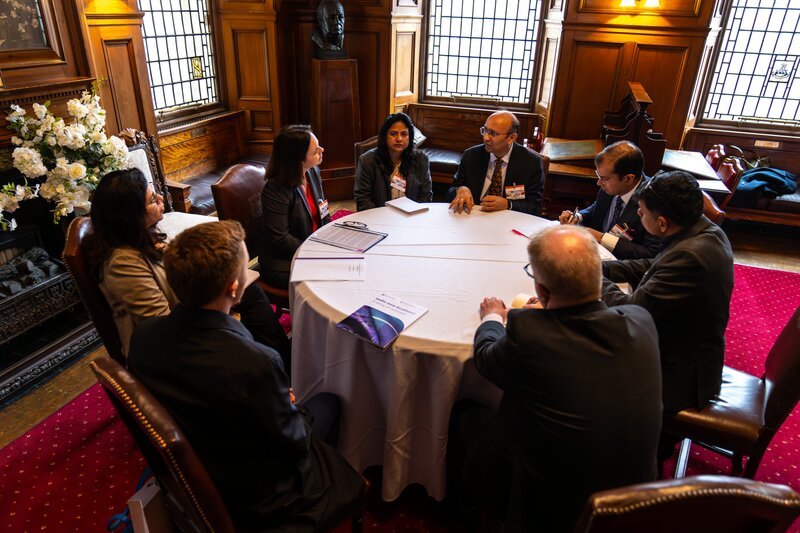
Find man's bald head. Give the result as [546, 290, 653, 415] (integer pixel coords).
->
[527, 226, 601, 303]
[488, 111, 520, 135]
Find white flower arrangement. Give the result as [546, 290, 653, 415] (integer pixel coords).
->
[2, 89, 131, 230]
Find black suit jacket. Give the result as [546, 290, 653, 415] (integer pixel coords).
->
[579, 178, 662, 259]
[260, 166, 331, 276]
[446, 143, 544, 215]
[601, 216, 734, 412]
[128, 305, 364, 531]
[474, 301, 662, 531]
[354, 148, 433, 211]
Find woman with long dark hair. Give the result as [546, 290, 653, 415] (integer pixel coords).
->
[90, 168, 290, 366]
[354, 113, 432, 211]
[260, 124, 330, 289]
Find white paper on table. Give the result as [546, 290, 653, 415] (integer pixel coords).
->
[386, 196, 430, 214]
[291, 257, 366, 281]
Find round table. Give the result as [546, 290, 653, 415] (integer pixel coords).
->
[289, 203, 613, 501]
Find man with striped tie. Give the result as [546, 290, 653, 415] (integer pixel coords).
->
[559, 140, 662, 259]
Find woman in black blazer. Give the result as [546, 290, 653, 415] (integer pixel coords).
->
[260, 125, 331, 289]
[354, 113, 433, 211]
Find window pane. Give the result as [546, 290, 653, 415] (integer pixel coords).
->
[138, 0, 219, 116]
[426, 0, 543, 104]
[703, 1, 800, 125]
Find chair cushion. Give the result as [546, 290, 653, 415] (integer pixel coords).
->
[420, 147, 461, 175]
[185, 172, 223, 215]
[238, 153, 271, 169]
[663, 366, 766, 453]
[767, 192, 800, 214]
[185, 155, 272, 215]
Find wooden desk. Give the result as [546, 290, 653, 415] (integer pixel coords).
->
[543, 159, 731, 217]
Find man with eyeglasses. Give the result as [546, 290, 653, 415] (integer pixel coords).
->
[601, 170, 734, 415]
[447, 111, 544, 215]
[559, 140, 662, 259]
[447, 225, 661, 531]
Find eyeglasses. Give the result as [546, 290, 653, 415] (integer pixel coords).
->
[146, 192, 162, 206]
[594, 170, 617, 182]
[523, 263, 534, 279]
[480, 126, 514, 138]
[342, 220, 368, 229]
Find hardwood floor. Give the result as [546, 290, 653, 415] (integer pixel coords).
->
[1, 214, 797, 449]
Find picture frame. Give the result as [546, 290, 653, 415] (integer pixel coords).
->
[0, 0, 65, 69]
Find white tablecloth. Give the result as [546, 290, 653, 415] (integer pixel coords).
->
[290, 203, 613, 501]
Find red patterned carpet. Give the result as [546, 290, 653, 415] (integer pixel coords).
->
[1, 264, 799, 532]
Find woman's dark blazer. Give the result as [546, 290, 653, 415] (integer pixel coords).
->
[260, 166, 330, 278]
[354, 149, 433, 211]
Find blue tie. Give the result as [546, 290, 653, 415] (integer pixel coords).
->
[607, 197, 624, 232]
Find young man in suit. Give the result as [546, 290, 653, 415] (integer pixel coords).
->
[447, 111, 544, 215]
[559, 140, 662, 259]
[449, 225, 663, 531]
[127, 220, 365, 532]
[601, 170, 734, 413]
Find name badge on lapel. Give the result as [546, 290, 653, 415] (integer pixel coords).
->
[390, 175, 407, 192]
[505, 184, 525, 200]
[318, 199, 330, 219]
[610, 223, 634, 241]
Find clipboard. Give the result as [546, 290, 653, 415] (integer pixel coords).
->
[308, 223, 388, 253]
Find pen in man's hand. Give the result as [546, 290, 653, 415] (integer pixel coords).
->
[568, 205, 579, 224]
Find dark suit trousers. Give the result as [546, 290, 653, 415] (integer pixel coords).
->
[235, 283, 292, 376]
[304, 392, 341, 448]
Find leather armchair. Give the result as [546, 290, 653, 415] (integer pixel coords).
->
[574, 475, 800, 532]
[663, 306, 800, 478]
[92, 356, 368, 532]
[211, 164, 289, 311]
[63, 217, 125, 363]
[91, 356, 236, 532]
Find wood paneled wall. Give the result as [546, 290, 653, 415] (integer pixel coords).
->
[216, 0, 282, 152]
[547, 0, 719, 149]
[275, 0, 423, 199]
[81, 0, 157, 136]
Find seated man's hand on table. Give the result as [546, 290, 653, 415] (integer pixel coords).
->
[449, 186, 474, 214]
[558, 210, 578, 224]
[480, 195, 509, 212]
[480, 297, 508, 321]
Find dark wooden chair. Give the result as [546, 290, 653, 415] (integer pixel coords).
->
[211, 164, 289, 312]
[702, 190, 726, 225]
[120, 129, 191, 213]
[705, 144, 726, 171]
[574, 475, 800, 532]
[663, 306, 800, 479]
[63, 217, 125, 363]
[91, 356, 367, 532]
[354, 136, 379, 163]
[717, 155, 747, 209]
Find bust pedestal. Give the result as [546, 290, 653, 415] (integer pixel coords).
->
[310, 59, 361, 200]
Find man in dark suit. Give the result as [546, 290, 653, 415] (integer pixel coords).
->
[449, 225, 662, 531]
[128, 220, 365, 532]
[559, 140, 662, 259]
[447, 111, 544, 215]
[601, 170, 734, 413]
